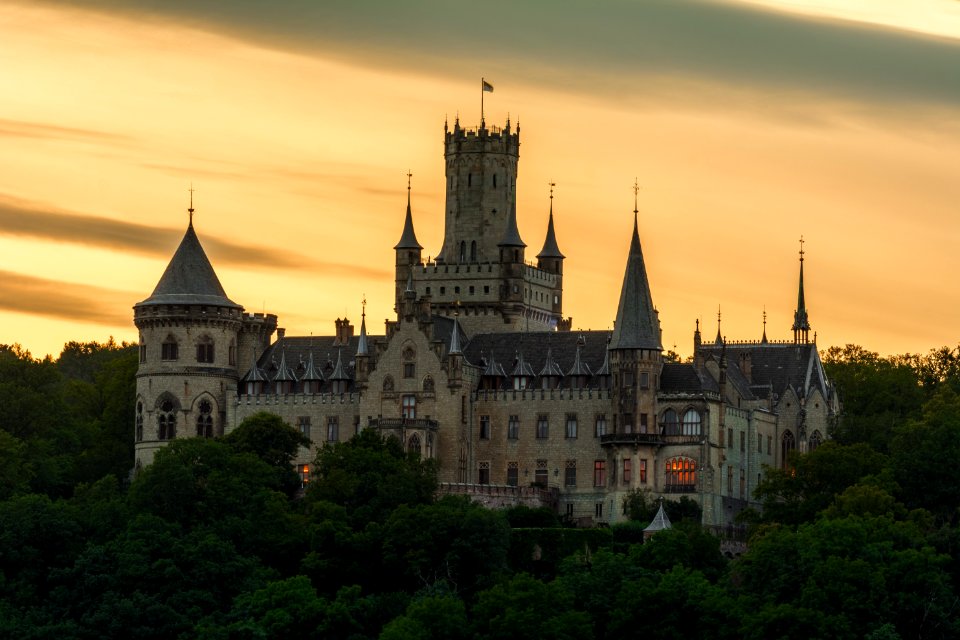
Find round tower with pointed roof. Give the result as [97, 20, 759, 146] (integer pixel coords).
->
[133, 205, 246, 468]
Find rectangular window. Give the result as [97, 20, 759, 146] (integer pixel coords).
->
[536, 414, 549, 439]
[639, 459, 647, 484]
[298, 416, 311, 441]
[623, 459, 632, 484]
[478, 461, 490, 485]
[535, 459, 548, 487]
[740, 431, 745, 452]
[161, 341, 178, 361]
[197, 343, 214, 363]
[727, 465, 734, 493]
[326, 417, 338, 442]
[566, 503, 574, 518]
[767, 435, 772, 455]
[758, 433, 763, 453]
[640, 371, 649, 389]
[623, 372, 634, 388]
[484, 286, 490, 294]
[402, 395, 416, 419]
[507, 415, 519, 439]
[740, 469, 746, 499]
[403, 362, 415, 379]
[720, 427, 725, 448]
[479, 415, 491, 440]
[728, 428, 734, 450]
[564, 460, 577, 487]
[595, 414, 607, 437]
[593, 460, 606, 487]
[565, 414, 578, 439]
[228, 344, 236, 366]
[506, 462, 519, 487]
[595, 502, 603, 519]
[640, 413, 648, 433]
[139, 343, 146, 363]
[623, 414, 633, 434]
[298, 464, 310, 488]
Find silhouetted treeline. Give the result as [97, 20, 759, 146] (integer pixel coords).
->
[0, 341, 958, 638]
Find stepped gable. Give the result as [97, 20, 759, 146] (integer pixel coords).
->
[659, 362, 719, 395]
[463, 331, 612, 379]
[698, 342, 828, 400]
[137, 221, 240, 309]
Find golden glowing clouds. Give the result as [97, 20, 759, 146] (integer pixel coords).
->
[0, 1, 958, 359]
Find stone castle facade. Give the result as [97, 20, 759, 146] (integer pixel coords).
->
[134, 113, 838, 529]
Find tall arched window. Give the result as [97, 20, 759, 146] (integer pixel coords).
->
[470, 240, 477, 262]
[460, 241, 466, 262]
[135, 402, 144, 442]
[196, 399, 213, 438]
[196, 336, 214, 363]
[158, 399, 177, 440]
[665, 457, 696, 492]
[809, 430, 823, 451]
[383, 375, 395, 392]
[662, 409, 679, 435]
[682, 409, 702, 436]
[408, 433, 422, 456]
[781, 430, 796, 469]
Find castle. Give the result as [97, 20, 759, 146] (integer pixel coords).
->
[134, 113, 838, 528]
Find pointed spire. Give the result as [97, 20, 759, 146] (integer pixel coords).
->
[609, 188, 661, 351]
[567, 337, 593, 377]
[762, 306, 768, 344]
[273, 350, 298, 382]
[449, 309, 463, 355]
[715, 305, 723, 345]
[329, 348, 349, 381]
[394, 171, 423, 250]
[137, 208, 240, 309]
[792, 237, 811, 343]
[241, 346, 267, 383]
[498, 179, 526, 248]
[301, 351, 324, 383]
[537, 182, 564, 259]
[644, 501, 673, 534]
[511, 351, 535, 377]
[356, 297, 369, 356]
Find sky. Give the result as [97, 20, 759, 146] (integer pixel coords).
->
[1, 0, 959, 360]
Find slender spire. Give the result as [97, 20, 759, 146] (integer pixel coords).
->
[356, 296, 369, 356]
[610, 186, 661, 351]
[394, 171, 423, 250]
[536, 181, 564, 259]
[329, 348, 349, 381]
[449, 310, 463, 355]
[715, 305, 722, 345]
[792, 236, 811, 343]
[188, 184, 195, 227]
[762, 306, 768, 344]
[498, 179, 526, 248]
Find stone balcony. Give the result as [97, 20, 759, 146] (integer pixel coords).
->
[600, 432, 704, 447]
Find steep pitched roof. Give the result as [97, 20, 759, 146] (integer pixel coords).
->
[792, 254, 811, 332]
[644, 503, 672, 533]
[536, 201, 564, 259]
[137, 221, 240, 308]
[498, 192, 526, 248]
[464, 331, 611, 382]
[609, 214, 661, 350]
[394, 187, 423, 250]
[698, 342, 829, 400]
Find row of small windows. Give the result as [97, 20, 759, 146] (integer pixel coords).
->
[135, 398, 216, 442]
[142, 335, 236, 365]
[427, 285, 491, 296]
[478, 411, 702, 440]
[297, 416, 341, 443]
[477, 457, 668, 489]
[452, 173, 499, 190]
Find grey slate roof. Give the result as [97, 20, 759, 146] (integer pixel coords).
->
[137, 221, 240, 309]
[698, 342, 829, 400]
[272, 350, 298, 382]
[609, 214, 661, 350]
[394, 192, 423, 250]
[659, 363, 719, 395]
[792, 258, 811, 331]
[536, 204, 564, 259]
[644, 503, 672, 533]
[498, 196, 526, 248]
[464, 331, 612, 386]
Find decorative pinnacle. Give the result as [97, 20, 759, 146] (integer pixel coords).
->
[188, 183, 195, 225]
[633, 178, 639, 215]
[799, 235, 805, 262]
[549, 180, 555, 201]
[407, 170, 412, 192]
[362, 294, 366, 318]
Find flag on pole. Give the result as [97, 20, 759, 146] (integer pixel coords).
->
[482, 80, 494, 93]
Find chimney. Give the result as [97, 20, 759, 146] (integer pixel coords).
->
[276, 327, 286, 341]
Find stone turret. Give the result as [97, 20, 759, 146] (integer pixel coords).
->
[394, 176, 423, 313]
[133, 209, 244, 468]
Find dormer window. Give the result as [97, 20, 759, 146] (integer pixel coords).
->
[161, 336, 179, 361]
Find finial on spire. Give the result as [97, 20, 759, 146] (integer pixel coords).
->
[799, 235, 805, 262]
[549, 180, 555, 201]
[362, 294, 367, 319]
[633, 178, 639, 215]
[188, 183, 195, 226]
[762, 306, 768, 343]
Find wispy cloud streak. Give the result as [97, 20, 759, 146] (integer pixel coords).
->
[0, 270, 132, 325]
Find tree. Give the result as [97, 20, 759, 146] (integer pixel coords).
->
[222, 412, 310, 495]
[472, 573, 593, 640]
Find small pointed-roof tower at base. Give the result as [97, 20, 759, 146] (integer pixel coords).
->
[394, 172, 423, 252]
[643, 502, 672, 540]
[609, 210, 662, 351]
[136, 215, 240, 309]
[536, 184, 565, 260]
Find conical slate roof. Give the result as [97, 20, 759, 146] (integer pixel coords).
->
[498, 191, 526, 248]
[511, 351, 535, 377]
[137, 221, 240, 308]
[356, 314, 369, 356]
[536, 201, 564, 259]
[394, 187, 423, 250]
[301, 351, 324, 382]
[644, 503, 672, 533]
[539, 348, 564, 377]
[792, 255, 810, 332]
[272, 350, 298, 382]
[329, 348, 350, 381]
[609, 214, 661, 350]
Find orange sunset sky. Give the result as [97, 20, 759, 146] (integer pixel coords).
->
[1, 0, 959, 360]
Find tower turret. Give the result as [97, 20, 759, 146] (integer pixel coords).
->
[133, 199, 244, 468]
[395, 173, 423, 313]
[536, 183, 565, 275]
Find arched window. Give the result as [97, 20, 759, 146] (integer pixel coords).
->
[470, 240, 477, 262]
[383, 375, 395, 392]
[161, 335, 179, 361]
[460, 241, 466, 263]
[196, 399, 213, 438]
[682, 409, 702, 436]
[665, 457, 696, 492]
[662, 409, 680, 435]
[135, 402, 144, 442]
[426, 433, 434, 458]
[408, 433, 422, 456]
[781, 430, 796, 469]
[139, 336, 146, 363]
[228, 340, 236, 366]
[158, 398, 177, 440]
[809, 430, 823, 451]
[422, 376, 435, 393]
[196, 336, 214, 363]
